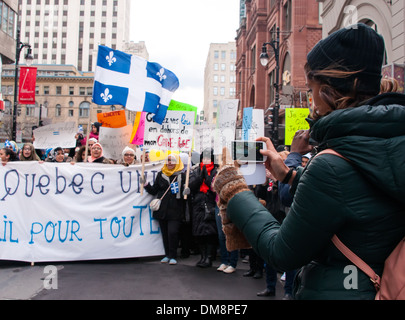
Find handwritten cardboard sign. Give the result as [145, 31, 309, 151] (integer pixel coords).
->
[33, 121, 77, 149]
[242, 107, 264, 140]
[99, 125, 133, 160]
[97, 110, 127, 128]
[285, 108, 310, 145]
[213, 99, 239, 155]
[143, 110, 194, 152]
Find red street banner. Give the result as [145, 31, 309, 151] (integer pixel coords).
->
[18, 67, 37, 104]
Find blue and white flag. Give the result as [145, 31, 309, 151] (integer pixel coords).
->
[93, 45, 180, 124]
[170, 181, 179, 194]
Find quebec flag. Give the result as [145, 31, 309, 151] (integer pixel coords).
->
[93, 45, 180, 124]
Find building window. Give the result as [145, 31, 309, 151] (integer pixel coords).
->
[251, 45, 256, 72]
[79, 101, 90, 118]
[68, 110, 74, 117]
[26, 104, 36, 116]
[55, 104, 62, 117]
[213, 87, 218, 96]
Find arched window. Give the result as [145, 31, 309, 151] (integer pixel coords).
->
[79, 101, 90, 118]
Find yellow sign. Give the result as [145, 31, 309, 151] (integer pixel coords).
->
[285, 108, 310, 145]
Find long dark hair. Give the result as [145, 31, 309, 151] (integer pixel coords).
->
[1, 148, 18, 161]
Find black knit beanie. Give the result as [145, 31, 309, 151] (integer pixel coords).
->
[307, 23, 385, 95]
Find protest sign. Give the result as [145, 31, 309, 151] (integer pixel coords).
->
[130, 112, 146, 145]
[0, 161, 165, 262]
[143, 110, 194, 152]
[214, 99, 239, 155]
[241, 107, 264, 140]
[285, 108, 310, 145]
[97, 110, 127, 128]
[98, 125, 133, 160]
[194, 123, 214, 153]
[168, 100, 198, 123]
[33, 121, 77, 149]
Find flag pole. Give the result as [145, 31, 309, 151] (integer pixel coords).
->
[84, 104, 93, 162]
[140, 149, 146, 195]
[184, 148, 192, 200]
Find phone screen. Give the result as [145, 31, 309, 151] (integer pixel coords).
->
[232, 141, 264, 162]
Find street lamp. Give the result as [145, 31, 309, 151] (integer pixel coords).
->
[260, 27, 280, 147]
[12, 28, 34, 141]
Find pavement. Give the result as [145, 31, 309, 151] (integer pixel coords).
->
[0, 253, 286, 300]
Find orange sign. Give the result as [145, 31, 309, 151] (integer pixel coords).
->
[97, 110, 127, 128]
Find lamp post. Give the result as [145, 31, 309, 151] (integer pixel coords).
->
[12, 28, 34, 141]
[259, 27, 280, 147]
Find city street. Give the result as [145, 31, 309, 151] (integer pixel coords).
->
[0, 253, 285, 301]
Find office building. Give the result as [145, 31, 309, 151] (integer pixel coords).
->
[203, 42, 237, 124]
[18, 0, 131, 72]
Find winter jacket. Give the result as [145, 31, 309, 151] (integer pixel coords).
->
[144, 171, 185, 221]
[188, 165, 218, 237]
[227, 93, 405, 299]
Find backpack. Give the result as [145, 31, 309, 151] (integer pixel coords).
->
[317, 149, 405, 300]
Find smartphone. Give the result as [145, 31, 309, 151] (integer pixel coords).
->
[231, 141, 267, 162]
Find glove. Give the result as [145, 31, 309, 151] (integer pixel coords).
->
[213, 165, 251, 251]
[182, 187, 190, 196]
[213, 165, 250, 204]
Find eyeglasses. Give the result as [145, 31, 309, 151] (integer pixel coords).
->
[23, 147, 31, 151]
[124, 154, 135, 157]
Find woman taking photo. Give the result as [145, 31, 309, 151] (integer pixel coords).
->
[144, 153, 186, 265]
[214, 24, 405, 300]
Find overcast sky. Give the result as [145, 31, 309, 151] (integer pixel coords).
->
[130, 0, 240, 111]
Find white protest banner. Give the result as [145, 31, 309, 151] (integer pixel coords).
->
[33, 121, 77, 149]
[214, 99, 239, 155]
[99, 125, 133, 160]
[0, 161, 165, 262]
[143, 111, 194, 152]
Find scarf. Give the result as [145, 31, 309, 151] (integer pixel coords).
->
[199, 162, 214, 194]
[88, 143, 103, 163]
[162, 154, 184, 177]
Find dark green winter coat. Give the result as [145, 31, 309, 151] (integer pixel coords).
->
[227, 93, 405, 300]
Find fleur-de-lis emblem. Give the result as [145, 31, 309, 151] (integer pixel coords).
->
[157, 68, 167, 82]
[106, 51, 117, 66]
[101, 88, 113, 103]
